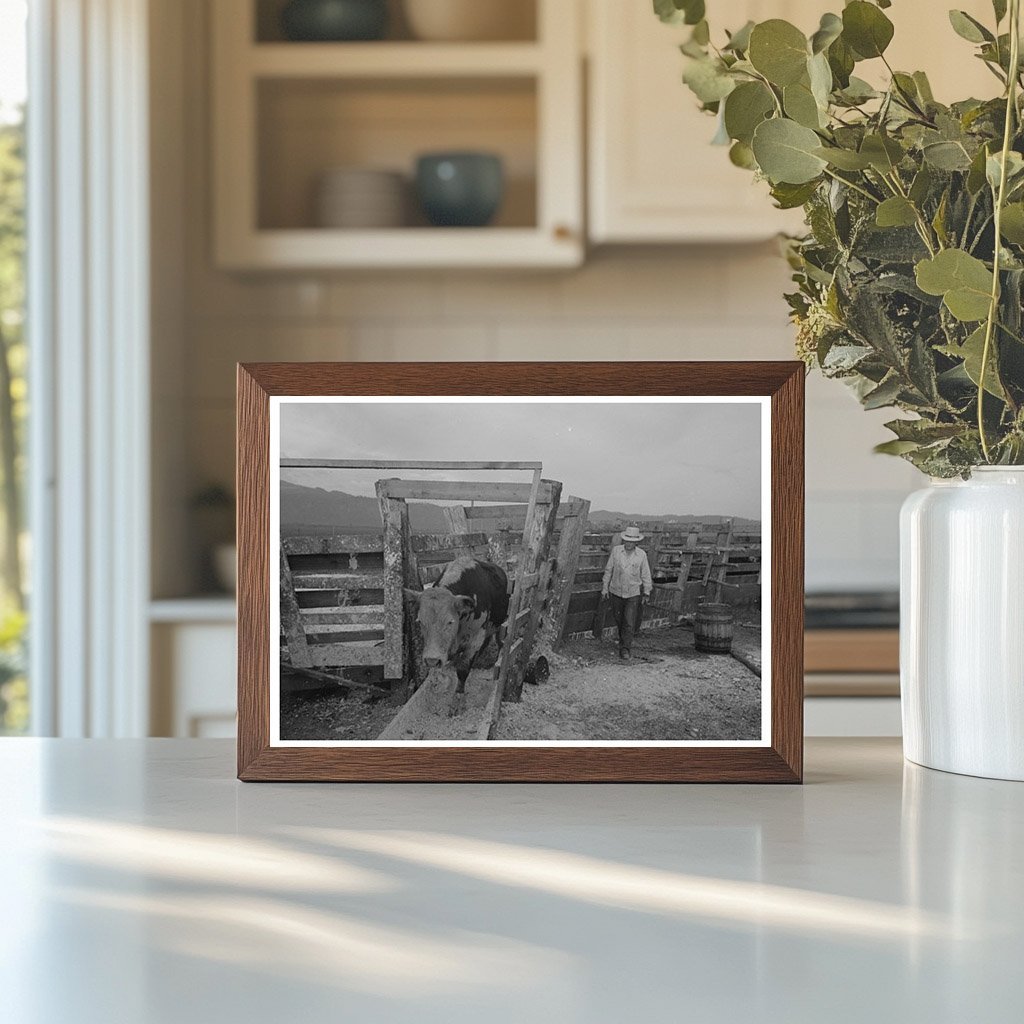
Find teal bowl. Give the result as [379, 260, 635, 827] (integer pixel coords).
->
[281, 0, 388, 42]
[415, 153, 505, 228]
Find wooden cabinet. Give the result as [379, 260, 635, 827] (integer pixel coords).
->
[586, 0, 808, 243]
[586, 0, 998, 244]
[211, 0, 583, 269]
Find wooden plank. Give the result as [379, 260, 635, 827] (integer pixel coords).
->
[411, 532, 491, 553]
[300, 605, 384, 621]
[283, 534, 384, 555]
[279, 545, 311, 669]
[379, 479, 555, 504]
[378, 491, 406, 681]
[306, 627, 385, 642]
[282, 459, 543, 470]
[443, 505, 470, 535]
[291, 573, 385, 590]
[377, 665, 501, 741]
[464, 499, 588, 520]
[305, 644, 387, 668]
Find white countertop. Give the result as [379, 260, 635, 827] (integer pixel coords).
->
[0, 738, 1020, 1023]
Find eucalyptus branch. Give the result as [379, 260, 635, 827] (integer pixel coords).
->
[822, 167, 881, 205]
[978, 0, 1021, 462]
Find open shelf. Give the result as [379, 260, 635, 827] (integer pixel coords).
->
[257, 76, 538, 232]
[254, 0, 539, 45]
[213, 0, 582, 268]
[249, 41, 544, 77]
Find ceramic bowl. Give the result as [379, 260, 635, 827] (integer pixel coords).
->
[415, 152, 504, 227]
[281, 0, 388, 42]
[403, 0, 534, 42]
[316, 168, 407, 228]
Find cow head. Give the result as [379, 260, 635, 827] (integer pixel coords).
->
[404, 588, 476, 669]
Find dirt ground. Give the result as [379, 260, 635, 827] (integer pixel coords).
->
[279, 621, 762, 742]
[493, 623, 762, 742]
[279, 677, 406, 741]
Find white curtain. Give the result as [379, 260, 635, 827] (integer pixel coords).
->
[28, 0, 150, 736]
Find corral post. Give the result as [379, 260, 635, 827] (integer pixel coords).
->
[377, 492, 406, 682]
[519, 480, 563, 674]
[499, 469, 545, 702]
[540, 496, 590, 647]
[279, 546, 311, 669]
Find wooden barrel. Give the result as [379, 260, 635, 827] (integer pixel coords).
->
[694, 603, 734, 654]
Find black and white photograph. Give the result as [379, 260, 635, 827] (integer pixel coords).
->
[270, 397, 770, 746]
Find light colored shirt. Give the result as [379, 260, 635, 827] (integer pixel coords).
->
[602, 544, 653, 599]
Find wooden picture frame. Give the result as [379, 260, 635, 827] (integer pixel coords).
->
[237, 362, 804, 782]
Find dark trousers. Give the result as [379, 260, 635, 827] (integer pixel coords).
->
[609, 593, 641, 653]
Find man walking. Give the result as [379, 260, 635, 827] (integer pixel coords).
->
[601, 526, 653, 659]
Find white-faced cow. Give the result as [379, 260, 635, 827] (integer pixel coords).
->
[405, 557, 510, 693]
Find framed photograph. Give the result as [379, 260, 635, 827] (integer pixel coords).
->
[237, 362, 803, 782]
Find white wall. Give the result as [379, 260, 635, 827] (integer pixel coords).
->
[156, 0, 920, 599]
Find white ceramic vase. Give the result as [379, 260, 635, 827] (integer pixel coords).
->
[900, 467, 1024, 781]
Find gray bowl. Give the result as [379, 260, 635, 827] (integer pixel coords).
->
[415, 152, 505, 228]
[280, 0, 388, 42]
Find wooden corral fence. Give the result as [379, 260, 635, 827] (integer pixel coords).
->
[279, 459, 590, 739]
[562, 518, 762, 640]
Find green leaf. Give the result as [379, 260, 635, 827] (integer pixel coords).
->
[986, 150, 1024, 191]
[751, 118, 828, 184]
[653, 0, 705, 26]
[770, 180, 820, 209]
[724, 20, 755, 53]
[923, 140, 972, 171]
[915, 249, 994, 322]
[837, 76, 879, 104]
[723, 81, 775, 144]
[862, 374, 903, 409]
[909, 164, 933, 205]
[948, 10, 994, 44]
[860, 133, 904, 173]
[875, 438, 922, 455]
[682, 57, 736, 104]
[932, 190, 950, 246]
[876, 197, 918, 228]
[1000, 203, 1024, 244]
[967, 144, 991, 193]
[784, 80, 824, 129]
[939, 325, 1006, 397]
[884, 418, 964, 443]
[748, 20, 809, 86]
[827, 35, 855, 88]
[842, 1, 895, 59]
[810, 12, 843, 54]
[814, 146, 872, 170]
[913, 71, 935, 104]
[729, 140, 757, 169]
[807, 51, 833, 109]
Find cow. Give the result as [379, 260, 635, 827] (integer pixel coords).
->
[405, 557, 510, 694]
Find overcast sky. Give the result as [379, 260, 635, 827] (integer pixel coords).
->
[279, 400, 763, 519]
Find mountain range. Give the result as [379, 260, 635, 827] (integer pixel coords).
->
[281, 482, 759, 535]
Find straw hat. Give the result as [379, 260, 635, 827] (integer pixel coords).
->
[621, 526, 645, 543]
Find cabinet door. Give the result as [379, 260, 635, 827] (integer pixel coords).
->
[587, 0, 810, 243]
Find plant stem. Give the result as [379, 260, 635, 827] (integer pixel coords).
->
[979, 0, 1021, 462]
[822, 167, 880, 205]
